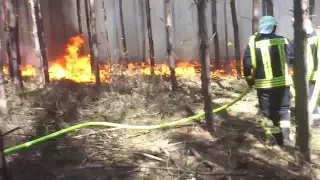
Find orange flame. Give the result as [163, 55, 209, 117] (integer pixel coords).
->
[3, 35, 241, 82]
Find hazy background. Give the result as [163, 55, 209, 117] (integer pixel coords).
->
[1, 0, 320, 65]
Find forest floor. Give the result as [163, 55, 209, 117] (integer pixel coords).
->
[1, 74, 320, 180]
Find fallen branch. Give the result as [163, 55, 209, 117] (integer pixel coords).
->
[189, 147, 215, 170]
[136, 152, 167, 163]
[2, 127, 21, 136]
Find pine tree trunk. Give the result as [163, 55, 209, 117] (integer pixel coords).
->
[5, 42, 13, 78]
[252, 0, 260, 34]
[77, 0, 82, 34]
[230, 0, 241, 79]
[197, 0, 214, 133]
[140, 0, 147, 63]
[266, 0, 273, 16]
[30, 0, 44, 87]
[102, 0, 112, 72]
[84, 0, 94, 73]
[89, 0, 100, 86]
[146, 0, 155, 75]
[119, 0, 128, 68]
[262, 0, 266, 16]
[0, 25, 8, 115]
[7, 0, 23, 92]
[223, 0, 230, 73]
[293, 0, 311, 163]
[2, 0, 13, 78]
[211, 0, 221, 69]
[309, 0, 315, 24]
[30, 0, 49, 87]
[165, 0, 177, 90]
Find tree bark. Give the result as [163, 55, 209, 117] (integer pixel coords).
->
[230, 0, 241, 79]
[30, 0, 49, 88]
[223, 0, 230, 73]
[140, 0, 147, 63]
[266, 0, 273, 16]
[309, 0, 315, 24]
[29, 0, 44, 87]
[262, 0, 266, 16]
[89, 0, 100, 86]
[102, 1, 112, 72]
[119, 0, 128, 68]
[146, 0, 155, 75]
[165, 0, 178, 90]
[0, 131, 9, 180]
[293, 0, 311, 163]
[0, 9, 8, 115]
[2, 0, 13, 78]
[211, 0, 221, 69]
[7, 0, 23, 92]
[76, 0, 82, 34]
[252, 0, 260, 34]
[197, 0, 214, 133]
[84, 0, 94, 73]
[35, 0, 49, 84]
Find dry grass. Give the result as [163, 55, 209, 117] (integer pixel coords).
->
[0, 74, 320, 179]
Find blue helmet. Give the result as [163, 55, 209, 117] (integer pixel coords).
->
[259, 16, 278, 34]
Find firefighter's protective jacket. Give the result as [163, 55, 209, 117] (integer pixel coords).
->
[287, 30, 319, 81]
[243, 33, 292, 89]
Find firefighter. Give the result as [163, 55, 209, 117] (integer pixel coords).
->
[289, 17, 320, 128]
[243, 16, 293, 146]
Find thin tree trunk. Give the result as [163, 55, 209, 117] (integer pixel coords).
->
[197, 0, 214, 133]
[140, 0, 147, 63]
[2, 0, 8, 31]
[309, 0, 315, 24]
[262, 0, 266, 16]
[84, 0, 94, 73]
[5, 42, 13, 78]
[266, 0, 273, 16]
[60, 0, 67, 42]
[230, 0, 241, 79]
[252, 0, 260, 34]
[0, 55, 8, 115]
[165, 0, 177, 90]
[89, 0, 100, 85]
[30, 0, 45, 87]
[7, 0, 23, 92]
[2, 0, 13, 78]
[119, 0, 128, 68]
[293, 0, 310, 163]
[0, 131, 9, 180]
[211, 0, 221, 69]
[223, 0, 230, 73]
[102, 0, 112, 72]
[146, 0, 155, 75]
[35, 0, 49, 84]
[77, 0, 82, 34]
[0, 6, 8, 115]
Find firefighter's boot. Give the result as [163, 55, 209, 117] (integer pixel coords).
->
[281, 128, 294, 147]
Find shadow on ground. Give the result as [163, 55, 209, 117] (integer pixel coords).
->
[168, 107, 314, 180]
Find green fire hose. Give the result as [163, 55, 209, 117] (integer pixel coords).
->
[3, 86, 251, 155]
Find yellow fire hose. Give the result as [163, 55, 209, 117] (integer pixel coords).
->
[3, 86, 251, 155]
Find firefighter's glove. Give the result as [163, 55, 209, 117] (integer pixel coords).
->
[245, 76, 255, 87]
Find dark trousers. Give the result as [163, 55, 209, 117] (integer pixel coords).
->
[257, 86, 291, 144]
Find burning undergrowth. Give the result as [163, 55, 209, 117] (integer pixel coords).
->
[3, 75, 319, 180]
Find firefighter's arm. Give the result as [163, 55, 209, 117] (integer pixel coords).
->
[286, 39, 294, 65]
[243, 45, 255, 86]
